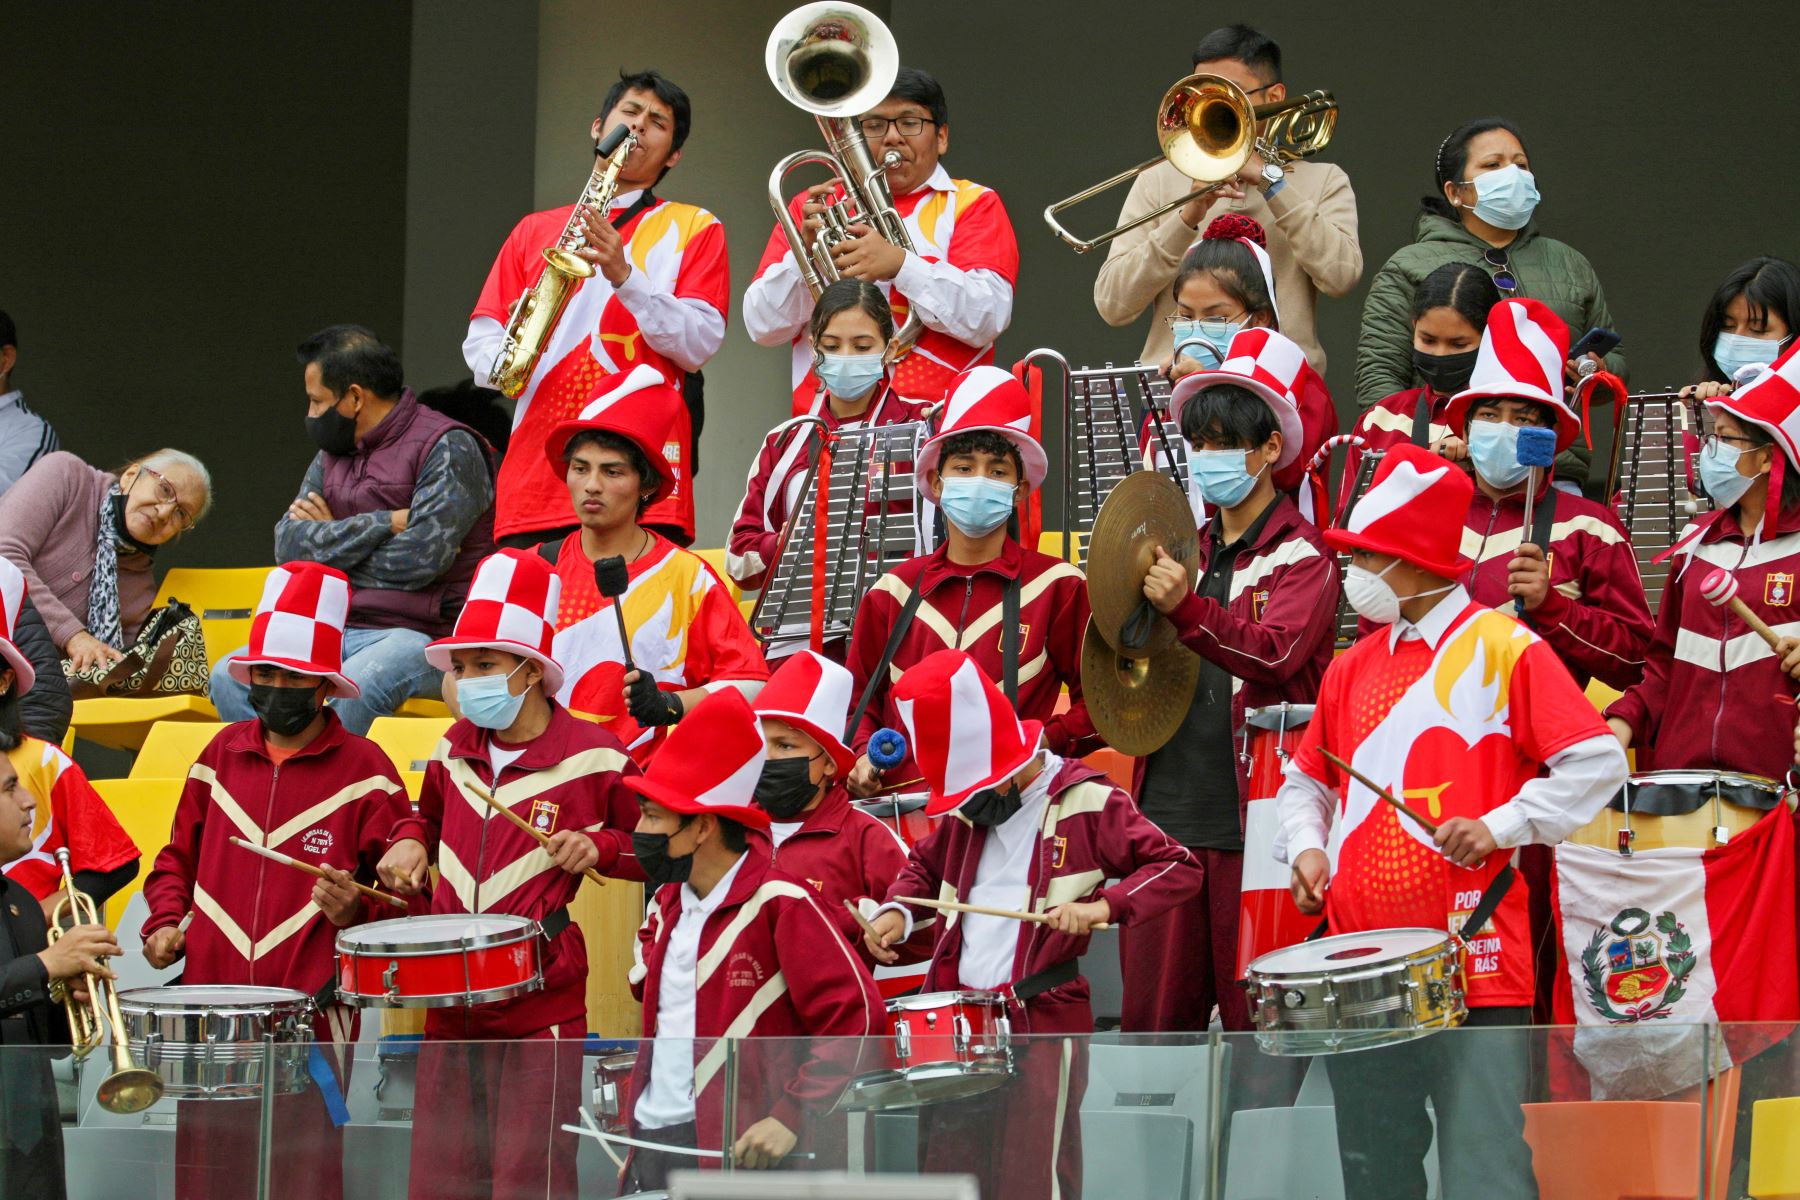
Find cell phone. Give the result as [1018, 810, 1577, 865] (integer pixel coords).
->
[1569, 327, 1621, 361]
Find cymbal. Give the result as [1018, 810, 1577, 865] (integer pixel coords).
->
[1085, 470, 1198, 659]
[1080, 617, 1201, 758]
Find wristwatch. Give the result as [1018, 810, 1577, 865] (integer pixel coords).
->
[1259, 162, 1286, 197]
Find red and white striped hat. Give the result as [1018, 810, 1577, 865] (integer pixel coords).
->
[0, 556, 36, 695]
[622, 687, 772, 830]
[1708, 338, 1800, 468]
[227, 562, 358, 698]
[1443, 299, 1580, 451]
[543, 363, 683, 503]
[915, 365, 1048, 497]
[426, 549, 565, 695]
[1168, 326, 1311, 470]
[893, 649, 1043, 818]
[1323, 443, 1475, 579]
[751, 650, 855, 777]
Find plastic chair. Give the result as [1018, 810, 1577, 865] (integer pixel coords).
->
[155, 565, 274, 667]
[91, 777, 187, 926]
[395, 697, 451, 718]
[1522, 1100, 1703, 1200]
[1081, 1110, 1193, 1200]
[1749, 1095, 1800, 1200]
[366, 715, 452, 777]
[1084, 1038, 1225, 1200]
[1038, 530, 1084, 563]
[1223, 1106, 1347, 1200]
[68, 693, 219, 752]
[692, 547, 743, 602]
[129, 720, 226, 780]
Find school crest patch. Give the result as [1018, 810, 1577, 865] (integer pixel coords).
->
[529, 799, 560, 835]
[1766, 573, 1794, 607]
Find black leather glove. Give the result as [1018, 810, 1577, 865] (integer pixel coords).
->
[626, 671, 684, 727]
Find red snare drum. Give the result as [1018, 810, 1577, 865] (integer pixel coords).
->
[853, 791, 931, 849]
[336, 914, 543, 1009]
[591, 1051, 638, 1135]
[841, 989, 1013, 1111]
[1236, 703, 1319, 979]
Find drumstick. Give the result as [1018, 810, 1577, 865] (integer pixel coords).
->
[465, 783, 607, 888]
[898, 895, 1112, 931]
[843, 899, 885, 943]
[1318, 749, 1440, 836]
[228, 837, 407, 909]
[1700, 568, 1786, 652]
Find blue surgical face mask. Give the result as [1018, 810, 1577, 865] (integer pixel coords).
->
[1188, 448, 1266, 509]
[1467, 420, 1532, 489]
[815, 352, 886, 401]
[456, 661, 528, 731]
[1171, 318, 1241, 369]
[937, 476, 1017, 537]
[1713, 332, 1786, 384]
[1466, 164, 1540, 231]
[1697, 438, 1758, 509]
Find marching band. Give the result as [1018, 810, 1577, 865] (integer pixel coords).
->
[7, 6, 1800, 1200]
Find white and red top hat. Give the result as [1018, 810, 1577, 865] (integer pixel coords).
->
[751, 650, 855, 778]
[1708, 339, 1800, 469]
[915, 365, 1048, 497]
[543, 363, 684, 503]
[426, 549, 566, 696]
[893, 649, 1043, 818]
[1323, 443, 1475, 579]
[1443, 298, 1580, 452]
[227, 562, 359, 698]
[0, 556, 36, 695]
[622, 687, 772, 830]
[1169, 326, 1311, 471]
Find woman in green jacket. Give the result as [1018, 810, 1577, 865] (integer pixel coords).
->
[1355, 118, 1627, 483]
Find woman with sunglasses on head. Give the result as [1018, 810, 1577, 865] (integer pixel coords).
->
[1357, 118, 1626, 483]
[1681, 256, 1800, 403]
[0, 448, 211, 674]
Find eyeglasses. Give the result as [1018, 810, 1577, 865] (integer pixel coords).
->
[135, 465, 197, 533]
[1701, 432, 1760, 454]
[1165, 313, 1248, 335]
[1483, 248, 1518, 296]
[858, 115, 936, 140]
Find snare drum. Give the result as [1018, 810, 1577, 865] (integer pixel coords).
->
[841, 990, 1013, 1111]
[336, 914, 543, 1008]
[591, 1051, 639, 1135]
[114, 985, 314, 1099]
[1236, 704, 1318, 978]
[853, 791, 931, 849]
[1569, 770, 1788, 853]
[1243, 928, 1467, 1056]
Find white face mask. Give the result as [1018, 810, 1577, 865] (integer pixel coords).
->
[1344, 560, 1456, 626]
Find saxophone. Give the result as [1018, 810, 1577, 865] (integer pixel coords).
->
[487, 124, 639, 398]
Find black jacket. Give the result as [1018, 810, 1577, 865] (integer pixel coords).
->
[11, 597, 71, 745]
[0, 874, 67, 1191]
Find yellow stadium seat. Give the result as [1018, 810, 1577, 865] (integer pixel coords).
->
[1750, 1095, 1800, 1200]
[155, 566, 274, 667]
[1038, 530, 1082, 563]
[69, 694, 219, 752]
[93, 777, 186, 927]
[396, 697, 451, 718]
[693, 548, 743, 603]
[367, 716, 453, 778]
[130, 721, 227, 780]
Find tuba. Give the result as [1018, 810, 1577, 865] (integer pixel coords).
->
[487, 124, 640, 398]
[47, 848, 163, 1113]
[1044, 74, 1338, 253]
[765, 3, 924, 362]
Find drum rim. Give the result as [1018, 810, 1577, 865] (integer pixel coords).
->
[335, 913, 542, 955]
[1242, 703, 1315, 731]
[1245, 927, 1456, 978]
[116, 984, 314, 1014]
[889, 988, 1006, 1012]
[1252, 1007, 1468, 1056]
[853, 791, 930, 818]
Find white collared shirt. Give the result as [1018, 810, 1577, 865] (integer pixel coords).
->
[957, 752, 1057, 991]
[634, 851, 748, 1130]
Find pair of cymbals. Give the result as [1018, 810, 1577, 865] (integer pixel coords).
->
[1080, 471, 1201, 756]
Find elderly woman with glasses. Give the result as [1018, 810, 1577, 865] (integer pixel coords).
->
[1355, 117, 1627, 483]
[0, 448, 212, 674]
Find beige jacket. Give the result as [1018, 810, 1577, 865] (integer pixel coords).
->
[1092, 158, 1362, 374]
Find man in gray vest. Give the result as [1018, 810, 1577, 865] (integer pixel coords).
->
[210, 325, 496, 733]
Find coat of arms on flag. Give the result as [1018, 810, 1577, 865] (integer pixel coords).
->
[1578, 907, 1694, 1022]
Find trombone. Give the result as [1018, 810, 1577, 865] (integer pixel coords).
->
[1043, 74, 1338, 253]
[47, 847, 163, 1114]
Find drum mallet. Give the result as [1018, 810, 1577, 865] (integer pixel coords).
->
[593, 556, 635, 672]
[228, 837, 408, 909]
[1514, 426, 1559, 616]
[1319, 750, 1440, 836]
[467, 783, 607, 888]
[867, 728, 907, 772]
[1701, 568, 1788, 653]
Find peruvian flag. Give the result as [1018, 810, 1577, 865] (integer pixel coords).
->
[1236, 792, 1318, 977]
[1552, 807, 1798, 1098]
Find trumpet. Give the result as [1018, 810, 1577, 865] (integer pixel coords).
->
[765, 2, 924, 362]
[487, 123, 640, 398]
[1044, 74, 1338, 253]
[47, 848, 163, 1113]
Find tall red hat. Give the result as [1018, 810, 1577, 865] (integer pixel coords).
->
[1707, 338, 1800, 468]
[426, 549, 566, 695]
[227, 562, 359, 698]
[1443, 298, 1581, 452]
[0, 556, 36, 694]
[621, 687, 772, 829]
[894, 649, 1042, 818]
[915, 365, 1048, 497]
[750, 650, 855, 778]
[543, 363, 683, 503]
[1169, 326, 1310, 471]
[1323, 443, 1474, 578]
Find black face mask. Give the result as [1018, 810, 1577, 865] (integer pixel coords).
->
[248, 683, 323, 738]
[306, 404, 359, 456]
[1412, 347, 1480, 397]
[959, 784, 1023, 828]
[754, 755, 822, 821]
[633, 825, 695, 887]
[109, 492, 159, 558]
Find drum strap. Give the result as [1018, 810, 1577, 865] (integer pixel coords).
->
[1411, 393, 1434, 446]
[1457, 864, 1515, 944]
[308, 1045, 352, 1128]
[1010, 957, 1078, 1003]
[541, 906, 572, 940]
[845, 586, 929, 743]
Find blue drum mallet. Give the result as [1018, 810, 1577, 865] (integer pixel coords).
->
[868, 728, 908, 772]
[1515, 426, 1559, 616]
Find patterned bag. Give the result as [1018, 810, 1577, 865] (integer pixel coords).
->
[62, 599, 211, 699]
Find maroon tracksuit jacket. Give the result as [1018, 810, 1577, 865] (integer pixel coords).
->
[748, 786, 909, 960]
[141, 714, 410, 1200]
